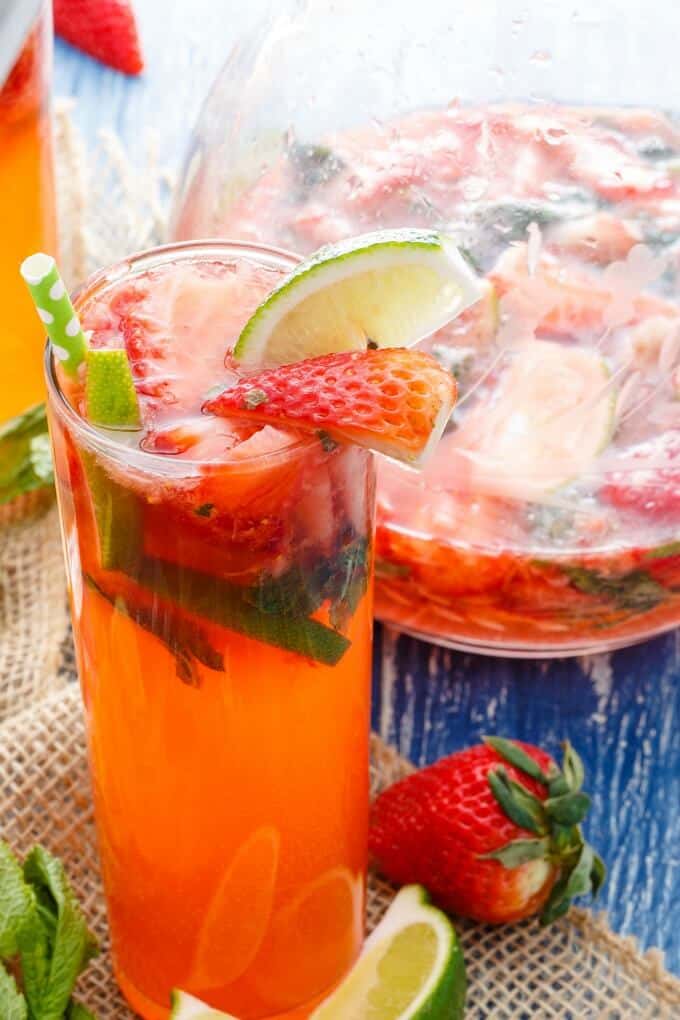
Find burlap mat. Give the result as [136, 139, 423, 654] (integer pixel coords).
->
[0, 497, 69, 721]
[0, 685, 678, 1020]
[1, 105, 680, 1016]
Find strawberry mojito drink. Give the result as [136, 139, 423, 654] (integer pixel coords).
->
[38, 234, 465, 1018]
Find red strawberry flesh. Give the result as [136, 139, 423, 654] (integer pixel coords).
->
[54, 0, 144, 76]
[204, 348, 456, 465]
[601, 432, 680, 518]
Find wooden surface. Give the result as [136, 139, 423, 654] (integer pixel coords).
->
[54, 0, 680, 974]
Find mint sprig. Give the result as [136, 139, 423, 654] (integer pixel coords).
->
[0, 405, 54, 506]
[0, 963, 27, 1020]
[0, 842, 97, 1019]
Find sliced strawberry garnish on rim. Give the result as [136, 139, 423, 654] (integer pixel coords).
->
[204, 348, 457, 466]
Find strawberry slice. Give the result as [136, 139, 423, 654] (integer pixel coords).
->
[54, 0, 144, 76]
[204, 349, 456, 465]
[601, 432, 680, 518]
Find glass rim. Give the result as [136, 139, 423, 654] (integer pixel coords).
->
[44, 238, 322, 473]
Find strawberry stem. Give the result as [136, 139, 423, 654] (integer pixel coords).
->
[483, 739, 606, 926]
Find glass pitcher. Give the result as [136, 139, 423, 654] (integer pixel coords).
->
[172, 0, 680, 658]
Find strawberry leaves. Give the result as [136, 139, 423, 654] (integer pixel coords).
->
[544, 791, 591, 826]
[482, 837, 551, 868]
[482, 738, 605, 925]
[483, 736, 553, 784]
[486, 768, 547, 836]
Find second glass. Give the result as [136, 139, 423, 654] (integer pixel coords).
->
[46, 242, 375, 1019]
[1, 0, 56, 425]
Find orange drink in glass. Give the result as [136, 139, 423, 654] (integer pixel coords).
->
[46, 242, 374, 1019]
[0, 0, 56, 424]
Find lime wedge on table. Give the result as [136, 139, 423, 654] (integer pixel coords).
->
[170, 991, 238, 1019]
[171, 886, 465, 1020]
[234, 229, 483, 368]
[311, 884, 465, 1020]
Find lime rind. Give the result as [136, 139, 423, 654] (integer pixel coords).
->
[310, 884, 466, 1020]
[234, 229, 483, 368]
[85, 349, 141, 430]
[170, 990, 238, 1020]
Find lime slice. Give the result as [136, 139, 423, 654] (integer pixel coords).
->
[310, 884, 466, 1020]
[171, 886, 464, 1020]
[85, 348, 141, 429]
[81, 451, 142, 573]
[454, 339, 616, 499]
[234, 229, 483, 368]
[170, 990, 238, 1020]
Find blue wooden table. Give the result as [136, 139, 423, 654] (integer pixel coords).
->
[54, 0, 680, 975]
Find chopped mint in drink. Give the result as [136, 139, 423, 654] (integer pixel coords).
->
[243, 388, 269, 409]
[195, 502, 215, 518]
[560, 564, 667, 613]
[106, 555, 352, 667]
[289, 141, 346, 192]
[317, 429, 339, 452]
[86, 575, 225, 687]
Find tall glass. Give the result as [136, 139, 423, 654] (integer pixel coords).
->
[0, 0, 56, 425]
[46, 242, 375, 1019]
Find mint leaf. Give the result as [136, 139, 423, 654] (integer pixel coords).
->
[316, 430, 339, 453]
[375, 558, 411, 580]
[131, 556, 350, 666]
[0, 965, 27, 1020]
[66, 1001, 97, 1019]
[0, 404, 54, 505]
[85, 575, 224, 687]
[14, 889, 51, 1020]
[19, 847, 97, 1020]
[561, 565, 667, 613]
[0, 842, 33, 958]
[326, 538, 369, 631]
[245, 536, 369, 633]
[243, 388, 268, 409]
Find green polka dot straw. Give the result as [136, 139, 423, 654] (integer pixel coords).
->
[20, 252, 141, 429]
[20, 252, 87, 376]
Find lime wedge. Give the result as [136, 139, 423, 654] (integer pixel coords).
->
[310, 885, 466, 1020]
[81, 451, 142, 573]
[170, 990, 238, 1020]
[234, 229, 483, 368]
[453, 339, 616, 499]
[85, 348, 141, 429]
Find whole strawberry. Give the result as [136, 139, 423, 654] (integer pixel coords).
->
[54, 0, 144, 76]
[370, 737, 605, 925]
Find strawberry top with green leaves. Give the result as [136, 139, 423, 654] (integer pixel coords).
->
[369, 737, 604, 926]
[204, 348, 456, 466]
